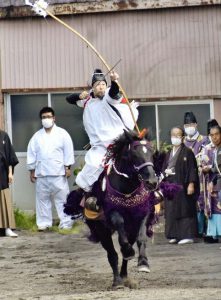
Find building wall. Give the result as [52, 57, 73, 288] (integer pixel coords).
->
[0, 6, 220, 99]
[214, 99, 221, 125]
[0, 5, 220, 212]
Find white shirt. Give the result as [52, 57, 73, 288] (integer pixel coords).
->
[27, 124, 75, 177]
[83, 88, 139, 147]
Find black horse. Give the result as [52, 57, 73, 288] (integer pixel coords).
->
[65, 130, 159, 288]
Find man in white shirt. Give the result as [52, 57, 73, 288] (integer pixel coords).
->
[67, 69, 139, 195]
[27, 107, 75, 230]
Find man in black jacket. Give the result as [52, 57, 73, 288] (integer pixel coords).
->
[163, 126, 199, 245]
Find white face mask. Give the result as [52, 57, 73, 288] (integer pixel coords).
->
[171, 137, 182, 146]
[184, 126, 196, 136]
[42, 118, 54, 129]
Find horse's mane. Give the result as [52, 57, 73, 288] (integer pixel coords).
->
[110, 130, 144, 160]
[108, 129, 167, 176]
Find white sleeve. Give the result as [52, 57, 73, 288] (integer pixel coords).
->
[130, 101, 139, 123]
[26, 136, 37, 170]
[63, 131, 75, 166]
[76, 99, 87, 108]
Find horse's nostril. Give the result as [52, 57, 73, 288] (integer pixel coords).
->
[153, 181, 158, 188]
[149, 178, 158, 186]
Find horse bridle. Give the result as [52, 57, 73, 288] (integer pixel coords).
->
[111, 139, 159, 191]
[129, 140, 154, 172]
[133, 161, 154, 171]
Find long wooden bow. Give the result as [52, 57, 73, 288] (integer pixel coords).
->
[26, 0, 140, 134]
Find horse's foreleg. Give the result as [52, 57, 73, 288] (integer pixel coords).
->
[137, 216, 150, 273]
[120, 258, 138, 289]
[120, 258, 128, 279]
[120, 232, 136, 279]
[110, 211, 135, 260]
[94, 221, 123, 288]
[120, 235, 139, 289]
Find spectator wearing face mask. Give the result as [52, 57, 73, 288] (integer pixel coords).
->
[183, 111, 209, 157]
[162, 126, 199, 245]
[201, 119, 219, 243]
[205, 124, 221, 244]
[183, 112, 209, 237]
[27, 107, 75, 231]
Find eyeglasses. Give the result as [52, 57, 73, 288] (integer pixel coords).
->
[41, 115, 53, 119]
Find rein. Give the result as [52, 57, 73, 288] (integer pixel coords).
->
[111, 160, 159, 193]
[104, 135, 158, 192]
[112, 162, 129, 178]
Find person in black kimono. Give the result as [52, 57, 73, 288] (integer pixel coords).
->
[0, 130, 19, 237]
[163, 126, 199, 245]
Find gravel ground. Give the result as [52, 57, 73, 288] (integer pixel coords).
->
[0, 224, 221, 300]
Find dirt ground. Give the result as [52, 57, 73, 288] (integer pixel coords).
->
[0, 222, 221, 300]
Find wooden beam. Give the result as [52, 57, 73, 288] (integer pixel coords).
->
[0, 0, 220, 19]
[2, 87, 219, 102]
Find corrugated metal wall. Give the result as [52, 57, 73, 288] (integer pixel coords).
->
[0, 6, 220, 98]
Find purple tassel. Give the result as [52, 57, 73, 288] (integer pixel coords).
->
[64, 189, 84, 217]
[144, 182, 182, 237]
[159, 181, 182, 200]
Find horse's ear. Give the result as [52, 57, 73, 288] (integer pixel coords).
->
[124, 129, 134, 143]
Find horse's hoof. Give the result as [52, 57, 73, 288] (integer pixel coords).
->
[121, 243, 135, 260]
[137, 265, 150, 273]
[137, 257, 150, 273]
[112, 283, 125, 290]
[112, 277, 124, 290]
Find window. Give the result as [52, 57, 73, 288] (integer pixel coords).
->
[51, 93, 88, 151]
[158, 103, 210, 143]
[11, 94, 48, 152]
[137, 105, 156, 141]
[10, 93, 88, 152]
[137, 101, 212, 148]
[9, 94, 212, 152]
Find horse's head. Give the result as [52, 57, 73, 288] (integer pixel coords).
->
[111, 129, 158, 188]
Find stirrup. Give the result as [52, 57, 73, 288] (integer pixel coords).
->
[85, 196, 100, 212]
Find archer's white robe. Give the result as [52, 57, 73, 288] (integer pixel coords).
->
[75, 88, 139, 191]
[27, 124, 75, 228]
